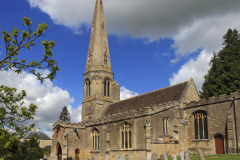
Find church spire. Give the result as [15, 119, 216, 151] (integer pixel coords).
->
[86, 0, 111, 73]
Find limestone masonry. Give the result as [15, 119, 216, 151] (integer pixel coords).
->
[50, 0, 240, 159]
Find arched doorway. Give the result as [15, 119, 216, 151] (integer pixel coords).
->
[56, 143, 62, 160]
[215, 135, 224, 154]
[75, 148, 80, 160]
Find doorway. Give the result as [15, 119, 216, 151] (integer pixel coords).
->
[215, 135, 224, 154]
[57, 143, 62, 160]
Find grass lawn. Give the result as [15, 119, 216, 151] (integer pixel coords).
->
[158, 154, 240, 160]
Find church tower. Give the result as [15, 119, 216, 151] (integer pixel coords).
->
[82, 0, 120, 121]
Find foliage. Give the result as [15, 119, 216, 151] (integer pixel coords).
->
[3, 134, 43, 160]
[0, 17, 60, 159]
[200, 28, 240, 99]
[40, 148, 51, 155]
[59, 106, 71, 122]
[0, 17, 60, 82]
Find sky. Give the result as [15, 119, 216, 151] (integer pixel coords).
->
[1, 0, 240, 136]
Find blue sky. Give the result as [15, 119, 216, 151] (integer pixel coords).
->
[1, 0, 240, 134]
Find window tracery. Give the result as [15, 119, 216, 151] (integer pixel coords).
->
[194, 112, 208, 139]
[92, 129, 99, 150]
[120, 123, 132, 149]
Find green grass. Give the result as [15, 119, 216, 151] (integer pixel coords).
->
[157, 154, 240, 160]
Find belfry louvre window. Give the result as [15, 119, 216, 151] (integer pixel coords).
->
[194, 112, 208, 139]
[120, 123, 132, 149]
[92, 129, 99, 150]
[86, 79, 90, 97]
[104, 80, 110, 97]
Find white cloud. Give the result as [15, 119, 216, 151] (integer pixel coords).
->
[0, 70, 80, 131]
[27, 0, 240, 59]
[67, 105, 82, 123]
[171, 13, 240, 61]
[162, 53, 170, 57]
[169, 50, 212, 91]
[120, 86, 139, 100]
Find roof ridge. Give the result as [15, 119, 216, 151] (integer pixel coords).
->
[112, 80, 188, 105]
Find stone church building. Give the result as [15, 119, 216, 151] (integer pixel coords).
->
[50, 0, 240, 159]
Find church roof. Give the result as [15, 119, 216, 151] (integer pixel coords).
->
[24, 131, 52, 140]
[102, 81, 188, 117]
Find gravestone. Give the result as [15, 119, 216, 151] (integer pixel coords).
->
[166, 151, 171, 157]
[117, 155, 123, 160]
[125, 154, 129, 160]
[160, 154, 167, 160]
[184, 150, 190, 160]
[171, 155, 177, 160]
[179, 152, 184, 160]
[151, 152, 157, 160]
[172, 155, 177, 160]
[198, 149, 205, 160]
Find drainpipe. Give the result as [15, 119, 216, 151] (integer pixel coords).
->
[233, 97, 239, 153]
[67, 133, 68, 160]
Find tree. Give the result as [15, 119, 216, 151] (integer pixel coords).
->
[59, 106, 71, 122]
[0, 17, 60, 159]
[5, 134, 43, 160]
[200, 28, 240, 99]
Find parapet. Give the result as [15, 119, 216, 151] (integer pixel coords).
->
[83, 101, 180, 127]
[52, 100, 181, 129]
[183, 92, 240, 109]
[52, 119, 86, 130]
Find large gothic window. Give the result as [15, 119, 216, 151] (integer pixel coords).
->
[86, 79, 90, 97]
[194, 111, 208, 140]
[120, 123, 132, 149]
[104, 80, 110, 97]
[92, 129, 99, 150]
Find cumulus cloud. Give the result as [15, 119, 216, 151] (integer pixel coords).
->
[169, 50, 212, 91]
[67, 105, 82, 123]
[120, 86, 139, 100]
[27, 0, 240, 58]
[0, 70, 80, 131]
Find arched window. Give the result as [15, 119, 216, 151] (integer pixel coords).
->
[120, 123, 132, 149]
[163, 117, 168, 135]
[86, 79, 90, 97]
[104, 80, 110, 97]
[194, 111, 208, 139]
[56, 127, 60, 138]
[92, 129, 99, 150]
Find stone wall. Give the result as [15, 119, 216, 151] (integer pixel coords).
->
[183, 92, 240, 154]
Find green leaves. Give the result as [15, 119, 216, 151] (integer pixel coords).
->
[0, 16, 60, 82]
[1, 132, 43, 160]
[0, 17, 59, 159]
[200, 29, 240, 99]
[0, 85, 37, 136]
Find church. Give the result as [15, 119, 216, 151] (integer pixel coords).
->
[49, 0, 240, 159]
